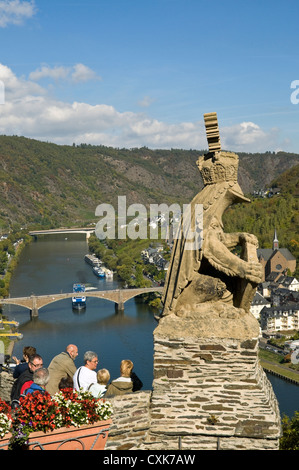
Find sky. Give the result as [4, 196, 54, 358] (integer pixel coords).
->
[0, 0, 299, 153]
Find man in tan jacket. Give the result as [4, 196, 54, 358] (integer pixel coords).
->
[46, 344, 78, 395]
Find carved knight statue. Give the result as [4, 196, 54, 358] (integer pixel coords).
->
[161, 112, 263, 318]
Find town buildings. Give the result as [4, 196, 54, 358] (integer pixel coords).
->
[257, 229, 296, 282]
[260, 303, 299, 332]
[253, 231, 298, 336]
[141, 245, 169, 272]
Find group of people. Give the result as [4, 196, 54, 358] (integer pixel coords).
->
[10, 344, 143, 405]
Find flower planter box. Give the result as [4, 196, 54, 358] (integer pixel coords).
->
[0, 419, 112, 450]
[0, 433, 11, 450]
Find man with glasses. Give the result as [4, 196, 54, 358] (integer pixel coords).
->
[73, 351, 98, 392]
[10, 354, 43, 405]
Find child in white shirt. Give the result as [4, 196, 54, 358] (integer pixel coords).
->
[88, 368, 110, 398]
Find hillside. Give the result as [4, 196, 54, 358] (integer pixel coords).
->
[0, 135, 298, 232]
[223, 164, 299, 276]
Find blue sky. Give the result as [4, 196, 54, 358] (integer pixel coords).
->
[0, 0, 299, 152]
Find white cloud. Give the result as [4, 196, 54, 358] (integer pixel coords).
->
[71, 63, 100, 83]
[0, 0, 36, 27]
[221, 122, 280, 152]
[0, 63, 285, 151]
[0, 63, 45, 99]
[29, 65, 70, 82]
[29, 63, 101, 83]
[138, 95, 156, 108]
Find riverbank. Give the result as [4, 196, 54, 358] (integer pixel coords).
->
[259, 346, 299, 384]
[260, 358, 299, 385]
[0, 233, 32, 354]
[0, 233, 32, 296]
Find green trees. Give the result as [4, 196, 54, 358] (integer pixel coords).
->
[88, 234, 166, 288]
[0, 231, 31, 297]
[0, 135, 298, 234]
[223, 166, 299, 276]
[280, 412, 299, 450]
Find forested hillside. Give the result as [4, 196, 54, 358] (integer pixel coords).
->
[223, 164, 299, 276]
[0, 135, 298, 233]
[0, 135, 298, 290]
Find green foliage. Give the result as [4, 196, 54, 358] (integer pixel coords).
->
[0, 135, 297, 276]
[88, 234, 165, 288]
[0, 231, 31, 297]
[0, 136, 203, 231]
[148, 296, 162, 309]
[223, 164, 299, 276]
[0, 135, 298, 234]
[280, 411, 299, 450]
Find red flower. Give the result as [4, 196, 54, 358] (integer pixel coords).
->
[16, 391, 60, 434]
[0, 397, 12, 426]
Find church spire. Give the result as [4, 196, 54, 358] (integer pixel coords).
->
[273, 229, 279, 250]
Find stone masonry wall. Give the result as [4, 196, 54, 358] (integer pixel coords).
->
[0, 370, 14, 402]
[102, 332, 281, 451]
[104, 391, 151, 450]
[145, 334, 281, 450]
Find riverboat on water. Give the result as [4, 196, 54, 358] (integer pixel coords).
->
[92, 266, 113, 279]
[92, 266, 105, 278]
[104, 269, 113, 278]
[84, 254, 101, 267]
[72, 283, 86, 310]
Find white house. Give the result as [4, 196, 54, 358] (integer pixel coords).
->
[260, 304, 299, 332]
[276, 275, 299, 292]
[250, 292, 271, 320]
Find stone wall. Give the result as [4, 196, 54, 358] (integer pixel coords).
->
[104, 308, 281, 451]
[0, 370, 14, 403]
[145, 334, 281, 450]
[104, 391, 151, 450]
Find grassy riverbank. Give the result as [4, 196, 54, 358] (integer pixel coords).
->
[259, 349, 299, 384]
[0, 232, 32, 297]
[0, 232, 32, 354]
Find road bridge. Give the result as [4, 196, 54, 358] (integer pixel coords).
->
[29, 227, 95, 240]
[0, 287, 164, 317]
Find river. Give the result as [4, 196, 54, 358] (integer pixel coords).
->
[3, 234, 299, 417]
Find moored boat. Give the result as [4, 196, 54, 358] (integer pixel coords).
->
[72, 283, 86, 310]
[105, 269, 113, 278]
[92, 266, 105, 278]
[84, 254, 101, 267]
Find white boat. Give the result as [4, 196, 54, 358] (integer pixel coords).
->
[105, 269, 113, 278]
[84, 254, 101, 267]
[92, 266, 105, 278]
[72, 283, 86, 309]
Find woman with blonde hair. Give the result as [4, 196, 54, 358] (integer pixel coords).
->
[105, 360, 135, 397]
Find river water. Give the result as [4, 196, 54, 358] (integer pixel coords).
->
[3, 235, 299, 417]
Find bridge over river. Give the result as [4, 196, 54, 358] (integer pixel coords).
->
[1, 287, 164, 317]
[29, 227, 95, 240]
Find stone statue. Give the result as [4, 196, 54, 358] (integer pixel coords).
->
[162, 112, 263, 318]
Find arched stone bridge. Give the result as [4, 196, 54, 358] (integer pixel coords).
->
[1, 287, 164, 317]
